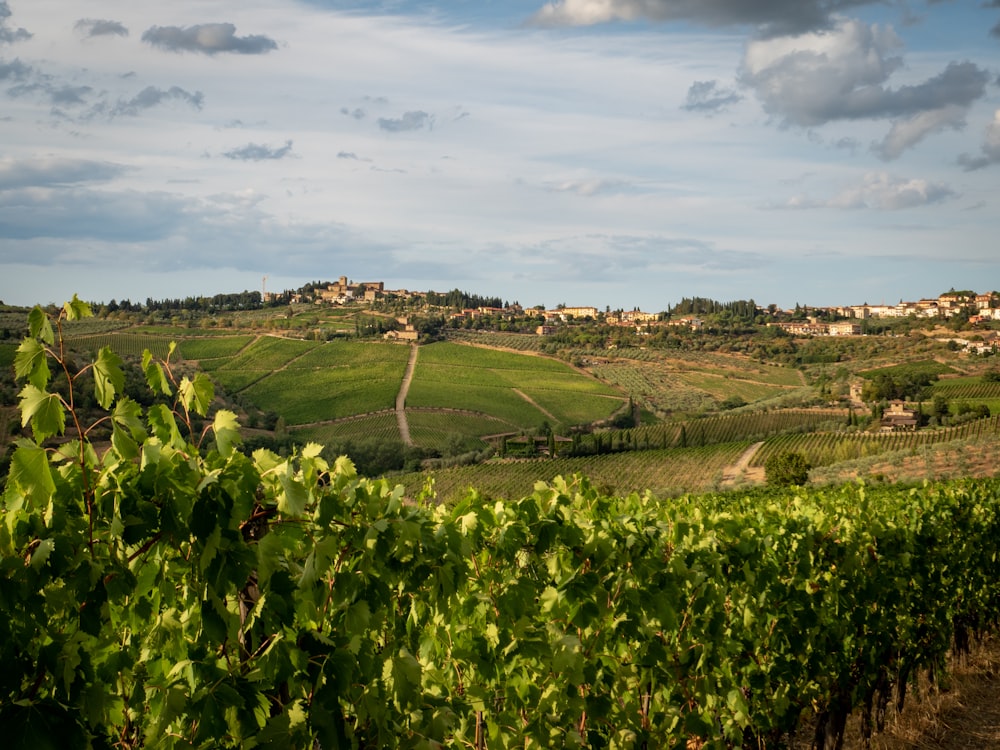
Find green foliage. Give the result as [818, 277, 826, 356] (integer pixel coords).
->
[4, 299, 1000, 749]
[764, 450, 811, 486]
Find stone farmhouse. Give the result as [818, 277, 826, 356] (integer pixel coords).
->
[880, 401, 920, 432]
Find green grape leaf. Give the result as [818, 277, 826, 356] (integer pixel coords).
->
[30, 538, 55, 569]
[142, 349, 173, 396]
[27, 306, 54, 344]
[110, 422, 139, 461]
[18, 384, 65, 442]
[112, 396, 146, 438]
[277, 465, 308, 518]
[63, 294, 92, 322]
[93, 346, 125, 410]
[14, 338, 51, 390]
[388, 648, 422, 710]
[9, 441, 56, 507]
[147, 403, 183, 446]
[211, 409, 241, 458]
[179, 373, 214, 417]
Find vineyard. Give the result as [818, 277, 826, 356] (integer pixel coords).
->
[751, 415, 1000, 469]
[932, 376, 1000, 401]
[811, 432, 1000, 485]
[404, 411, 510, 452]
[61, 332, 176, 359]
[447, 329, 546, 353]
[625, 408, 849, 451]
[584, 352, 807, 418]
[395, 442, 751, 502]
[292, 412, 402, 446]
[4, 300, 1000, 749]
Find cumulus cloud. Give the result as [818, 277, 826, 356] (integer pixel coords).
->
[340, 107, 366, 119]
[0, 0, 31, 44]
[75, 19, 128, 38]
[778, 171, 955, 210]
[528, 0, 879, 36]
[109, 86, 204, 117]
[223, 140, 294, 161]
[141, 23, 277, 55]
[740, 19, 989, 156]
[958, 110, 1000, 170]
[377, 111, 433, 132]
[0, 157, 126, 190]
[682, 79, 742, 113]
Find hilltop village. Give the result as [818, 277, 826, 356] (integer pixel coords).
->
[263, 277, 1000, 350]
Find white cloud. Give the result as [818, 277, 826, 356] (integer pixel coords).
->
[778, 171, 956, 210]
[740, 18, 988, 157]
[874, 104, 966, 160]
[958, 109, 1000, 171]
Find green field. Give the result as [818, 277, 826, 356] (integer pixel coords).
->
[859, 359, 958, 378]
[213, 336, 321, 373]
[178, 336, 255, 361]
[405, 411, 509, 451]
[240, 368, 403, 425]
[406, 342, 624, 430]
[292, 413, 402, 446]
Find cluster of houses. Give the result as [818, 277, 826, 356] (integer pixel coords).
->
[284, 277, 1000, 339]
[836, 291, 1000, 323]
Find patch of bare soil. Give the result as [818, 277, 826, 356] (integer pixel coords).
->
[806, 634, 1000, 749]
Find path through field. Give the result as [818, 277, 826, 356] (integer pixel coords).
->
[513, 388, 558, 423]
[396, 344, 418, 446]
[720, 441, 764, 487]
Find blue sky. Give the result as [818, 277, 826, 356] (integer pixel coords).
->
[1, 0, 998, 311]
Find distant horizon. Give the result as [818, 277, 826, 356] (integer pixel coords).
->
[4, 276, 994, 318]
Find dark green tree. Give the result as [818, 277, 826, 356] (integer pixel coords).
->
[765, 451, 811, 487]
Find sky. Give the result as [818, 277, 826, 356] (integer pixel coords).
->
[1, 0, 998, 312]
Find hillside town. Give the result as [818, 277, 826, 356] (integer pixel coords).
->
[268, 277, 1000, 347]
